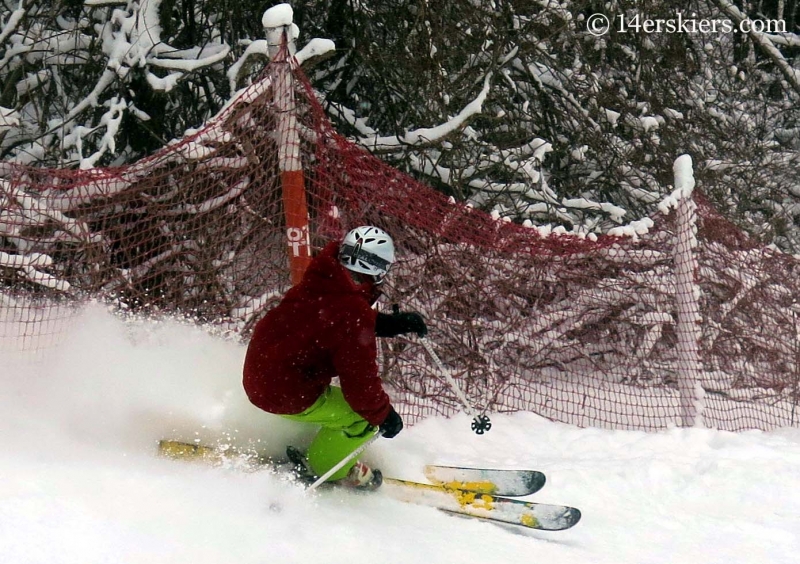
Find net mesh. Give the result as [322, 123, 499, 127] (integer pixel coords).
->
[2, 51, 799, 431]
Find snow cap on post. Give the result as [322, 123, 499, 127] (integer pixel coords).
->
[673, 154, 695, 199]
[263, 4, 299, 58]
[656, 154, 697, 215]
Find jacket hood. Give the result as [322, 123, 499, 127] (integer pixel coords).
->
[298, 241, 378, 302]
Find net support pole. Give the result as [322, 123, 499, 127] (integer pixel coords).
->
[266, 8, 312, 285]
[672, 155, 704, 427]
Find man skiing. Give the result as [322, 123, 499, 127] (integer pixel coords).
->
[243, 226, 427, 489]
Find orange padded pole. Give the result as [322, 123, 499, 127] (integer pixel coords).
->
[272, 29, 312, 285]
[281, 169, 312, 285]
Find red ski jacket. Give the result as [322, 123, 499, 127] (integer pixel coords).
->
[242, 242, 391, 426]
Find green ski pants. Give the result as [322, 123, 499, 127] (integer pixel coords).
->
[281, 386, 377, 481]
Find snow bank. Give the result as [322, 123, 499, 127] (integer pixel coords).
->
[2, 305, 800, 564]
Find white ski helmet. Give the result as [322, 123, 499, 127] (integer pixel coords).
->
[339, 226, 396, 280]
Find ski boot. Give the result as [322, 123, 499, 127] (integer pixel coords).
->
[286, 446, 382, 490]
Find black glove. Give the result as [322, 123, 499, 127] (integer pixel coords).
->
[379, 406, 404, 439]
[375, 305, 428, 338]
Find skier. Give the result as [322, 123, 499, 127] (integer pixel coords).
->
[243, 226, 427, 489]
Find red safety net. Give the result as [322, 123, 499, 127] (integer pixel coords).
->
[2, 51, 799, 431]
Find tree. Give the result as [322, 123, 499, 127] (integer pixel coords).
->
[2, 0, 800, 250]
[0, 0, 234, 166]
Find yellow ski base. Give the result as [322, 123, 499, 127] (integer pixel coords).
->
[158, 440, 222, 462]
[157, 439, 271, 471]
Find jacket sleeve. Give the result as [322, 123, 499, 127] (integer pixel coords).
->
[330, 300, 391, 426]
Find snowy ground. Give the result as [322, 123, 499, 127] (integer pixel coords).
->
[2, 304, 800, 564]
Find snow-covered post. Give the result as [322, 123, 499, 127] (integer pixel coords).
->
[672, 155, 703, 427]
[264, 4, 312, 285]
[793, 309, 800, 426]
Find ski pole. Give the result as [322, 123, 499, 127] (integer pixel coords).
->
[307, 431, 383, 492]
[419, 337, 491, 434]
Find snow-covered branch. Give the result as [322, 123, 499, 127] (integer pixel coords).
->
[0, 106, 20, 131]
[0, 248, 71, 292]
[358, 74, 493, 152]
[714, 0, 800, 96]
[0, 0, 26, 46]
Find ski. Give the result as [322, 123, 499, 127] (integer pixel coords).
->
[158, 439, 581, 531]
[157, 439, 286, 471]
[423, 464, 546, 497]
[383, 478, 580, 531]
